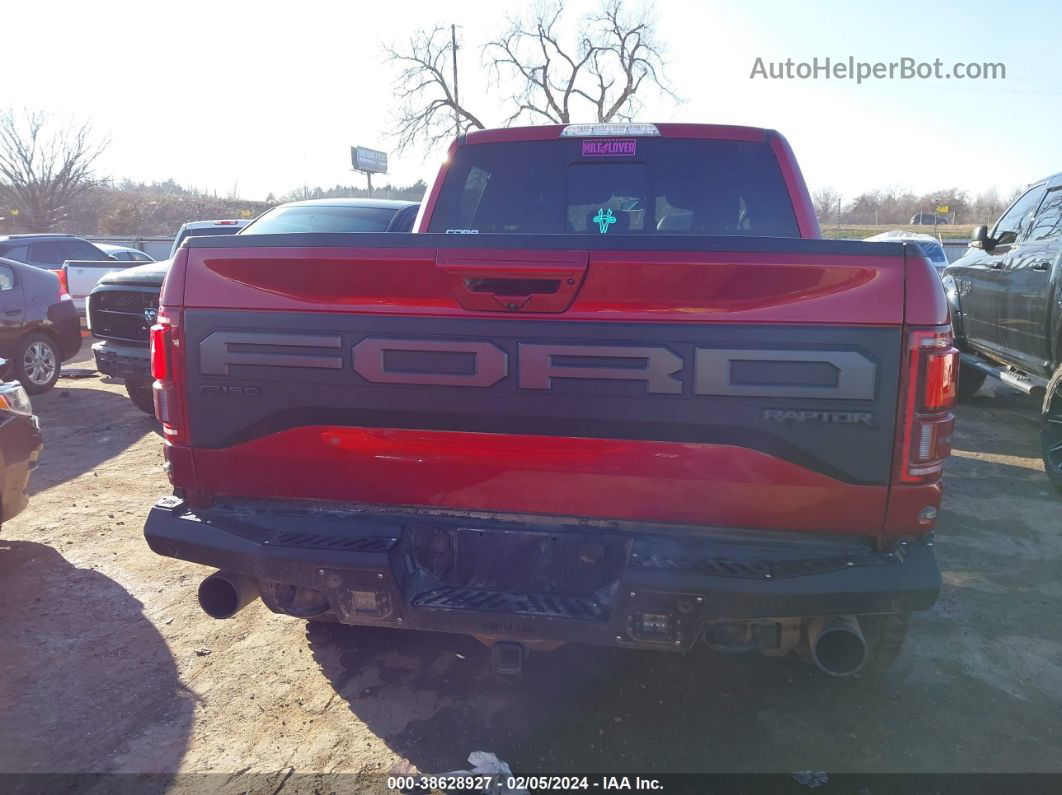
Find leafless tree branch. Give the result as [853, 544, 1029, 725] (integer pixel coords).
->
[384, 27, 486, 153]
[0, 108, 110, 230]
[385, 2, 678, 152]
[485, 0, 677, 126]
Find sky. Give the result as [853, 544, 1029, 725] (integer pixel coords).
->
[5, 0, 1061, 204]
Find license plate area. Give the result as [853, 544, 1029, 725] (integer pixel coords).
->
[403, 525, 628, 620]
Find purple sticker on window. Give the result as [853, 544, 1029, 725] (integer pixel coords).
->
[581, 139, 637, 157]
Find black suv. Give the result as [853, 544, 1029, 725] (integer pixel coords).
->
[944, 171, 1062, 491]
[0, 234, 111, 271]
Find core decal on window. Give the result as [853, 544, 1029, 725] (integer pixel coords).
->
[593, 207, 617, 234]
[581, 139, 637, 157]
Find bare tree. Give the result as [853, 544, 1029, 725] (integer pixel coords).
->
[969, 186, 1021, 225]
[486, 0, 676, 125]
[812, 188, 843, 225]
[385, 1, 676, 151]
[0, 108, 109, 230]
[385, 27, 487, 152]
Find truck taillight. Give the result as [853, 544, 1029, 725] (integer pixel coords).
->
[898, 326, 958, 484]
[150, 310, 187, 445]
[150, 324, 170, 380]
[57, 268, 70, 298]
[921, 346, 959, 412]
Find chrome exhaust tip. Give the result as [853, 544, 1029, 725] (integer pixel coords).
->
[807, 615, 868, 677]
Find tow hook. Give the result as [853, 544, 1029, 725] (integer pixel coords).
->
[491, 642, 526, 674]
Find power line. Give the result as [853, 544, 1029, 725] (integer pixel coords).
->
[452, 24, 461, 137]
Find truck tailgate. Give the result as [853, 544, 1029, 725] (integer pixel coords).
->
[64, 260, 129, 310]
[166, 234, 910, 535]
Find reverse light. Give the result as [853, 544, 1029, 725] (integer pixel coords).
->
[628, 610, 675, 642]
[153, 381, 173, 424]
[560, 123, 661, 137]
[640, 612, 671, 635]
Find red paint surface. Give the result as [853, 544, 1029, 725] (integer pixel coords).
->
[181, 246, 904, 325]
[189, 427, 889, 534]
[884, 482, 944, 533]
[904, 248, 951, 325]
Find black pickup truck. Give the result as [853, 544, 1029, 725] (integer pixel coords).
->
[944, 171, 1062, 492]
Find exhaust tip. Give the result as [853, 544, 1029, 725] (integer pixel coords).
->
[198, 572, 258, 619]
[808, 616, 868, 677]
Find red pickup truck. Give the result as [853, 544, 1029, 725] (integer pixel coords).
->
[144, 123, 954, 677]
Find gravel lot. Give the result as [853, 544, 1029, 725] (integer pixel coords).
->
[2, 341, 1060, 782]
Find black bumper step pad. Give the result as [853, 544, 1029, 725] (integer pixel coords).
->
[630, 552, 896, 579]
[412, 586, 607, 621]
[266, 531, 398, 552]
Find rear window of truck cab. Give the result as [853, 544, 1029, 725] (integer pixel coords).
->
[427, 138, 800, 237]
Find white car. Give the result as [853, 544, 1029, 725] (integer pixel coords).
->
[95, 243, 154, 263]
[863, 230, 950, 276]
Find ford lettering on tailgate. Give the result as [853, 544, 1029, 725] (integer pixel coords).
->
[198, 330, 876, 400]
[182, 311, 899, 485]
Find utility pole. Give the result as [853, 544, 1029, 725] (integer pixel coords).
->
[452, 24, 460, 136]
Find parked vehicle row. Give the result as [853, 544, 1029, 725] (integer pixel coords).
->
[0, 257, 82, 393]
[88, 199, 419, 414]
[0, 233, 111, 271]
[0, 234, 154, 322]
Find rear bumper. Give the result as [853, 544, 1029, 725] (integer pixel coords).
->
[144, 497, 940, 651]
[91, 340, 150, 381]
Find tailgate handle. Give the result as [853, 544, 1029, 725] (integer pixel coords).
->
[436, 251, 589, 313]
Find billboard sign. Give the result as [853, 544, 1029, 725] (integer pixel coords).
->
[351, 146, 388, 174]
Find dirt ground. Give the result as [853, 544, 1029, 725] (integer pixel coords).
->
[2, 340, 1061, 784]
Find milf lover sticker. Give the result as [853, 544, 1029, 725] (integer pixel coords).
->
[581, 139, 637, 157]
